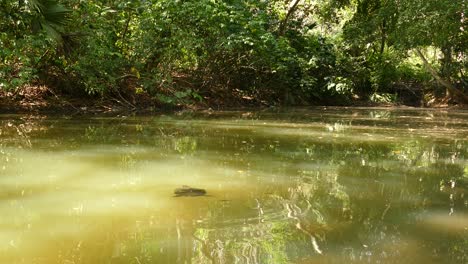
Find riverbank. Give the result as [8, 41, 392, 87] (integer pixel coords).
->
[1, 84, 466, 115]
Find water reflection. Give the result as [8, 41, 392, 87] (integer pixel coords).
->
[0, 108, 467, 263]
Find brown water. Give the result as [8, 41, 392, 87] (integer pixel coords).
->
[0, 108, 467, 263]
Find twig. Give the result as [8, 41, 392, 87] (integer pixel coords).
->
[111, 88, 136, 109]
[381, 203, 391, 220]
[34, 49, 50, 68]
[45, 86, 80, 112]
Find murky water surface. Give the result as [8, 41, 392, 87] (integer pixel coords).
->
[0, 108, 467, 263]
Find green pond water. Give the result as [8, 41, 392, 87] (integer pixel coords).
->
[0, 108, 467, 264]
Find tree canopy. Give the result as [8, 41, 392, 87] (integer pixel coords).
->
[0, 0, 466, 107]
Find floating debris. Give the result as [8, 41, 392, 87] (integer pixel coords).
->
[174, 185, 207, 197]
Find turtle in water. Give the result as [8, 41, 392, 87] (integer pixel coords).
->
[174, 185, 207, 197]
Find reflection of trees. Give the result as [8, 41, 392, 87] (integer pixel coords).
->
[171, 123, 466, 263]
[0, 116, 46, 182]
[330, 139, 468, 262]
[0, 115, 47, 148]
[71, 129, 468, 263]
[238, 131, 467, 262]
[173, 136, 198, 156]
[0, 112, 467, 263]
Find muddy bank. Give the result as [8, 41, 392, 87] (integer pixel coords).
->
[1, 85, 466, 115]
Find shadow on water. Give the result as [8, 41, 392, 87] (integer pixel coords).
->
[0, 108, 467, 263]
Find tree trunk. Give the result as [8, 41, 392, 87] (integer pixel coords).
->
[415, 48, 468, 104]
[440, 45, 453, 97]
[278, 0, 301, 36]
[379, 19, 386, 57]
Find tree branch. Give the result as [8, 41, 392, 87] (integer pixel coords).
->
[415, 48, 468, 104]
[278, 0, 301, 36]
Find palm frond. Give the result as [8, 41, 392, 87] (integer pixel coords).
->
[27, 0, 71, 40]
[42, 2, 72, 26]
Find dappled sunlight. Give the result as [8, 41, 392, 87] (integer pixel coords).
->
[417, 212, 468, 235]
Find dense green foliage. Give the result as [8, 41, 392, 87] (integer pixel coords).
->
[0, 0, 466, 106]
